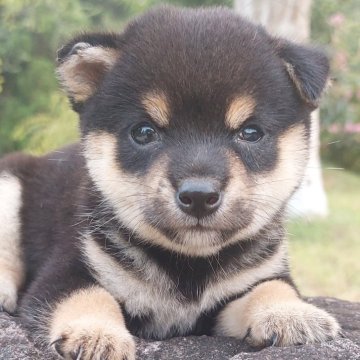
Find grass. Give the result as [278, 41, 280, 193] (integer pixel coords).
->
[287, 166, 360, 302]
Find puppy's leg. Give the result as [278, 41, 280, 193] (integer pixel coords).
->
[215, 279, 340, 347]
[20, 248, 135, 359]
[0, 172, 24, 313]
[49, 286, 135, 360]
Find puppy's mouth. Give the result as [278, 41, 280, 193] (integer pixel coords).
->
[189, 223, 209, 230]
[157, 223, 240, 245]
[143, 196, 255, 247]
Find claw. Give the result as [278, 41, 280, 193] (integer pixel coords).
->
[71, 346, 84, 360]
[50, 338, 65, 358]
[265, 333, 278, 347]
[242, 327, 252, 342]
[271, 333, 278, 346]
[0, 305, 10, 314]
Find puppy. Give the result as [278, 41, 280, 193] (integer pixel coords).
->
[0, 6, 340, 360]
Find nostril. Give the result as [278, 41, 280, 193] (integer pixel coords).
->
[206, 194, 220, 206]
[178, 194, 193, 206]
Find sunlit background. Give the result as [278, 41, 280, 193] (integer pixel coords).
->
[0, 0, 359, 301]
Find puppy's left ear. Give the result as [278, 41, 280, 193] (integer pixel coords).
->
[56, 33, 122, 112]
[273, 39, 330, 108]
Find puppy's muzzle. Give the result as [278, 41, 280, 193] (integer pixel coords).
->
[176, 179, 222, 218]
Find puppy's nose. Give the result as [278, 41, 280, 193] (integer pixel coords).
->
[176, 179, 222, 218]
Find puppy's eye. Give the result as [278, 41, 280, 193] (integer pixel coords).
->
[237, 125, 264, 142]
[131, 123, 160, 145]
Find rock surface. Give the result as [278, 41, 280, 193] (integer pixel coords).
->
[0, 297, 359, 360]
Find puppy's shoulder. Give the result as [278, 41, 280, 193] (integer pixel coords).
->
[0, 143, 83, 180]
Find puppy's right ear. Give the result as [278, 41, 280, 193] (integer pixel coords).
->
[57, 33, 122, 112]
[272, 38, 330, 109]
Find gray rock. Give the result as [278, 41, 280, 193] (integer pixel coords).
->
[0, 297, 359, 360]
[0, 313, 56, 360]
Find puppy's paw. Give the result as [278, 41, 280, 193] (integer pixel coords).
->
[50, 318, 136, 360]
[0, 280, 18, 313]
[245, 301, 340, 347]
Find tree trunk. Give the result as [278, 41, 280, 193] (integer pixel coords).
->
[234, 0, 328, 218]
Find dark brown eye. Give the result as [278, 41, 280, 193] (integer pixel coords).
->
[238, 125, 264, 142]
[131, 123, 159, 145]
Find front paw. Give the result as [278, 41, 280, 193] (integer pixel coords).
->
[50, 318, 135, 360]
[245, 301, 340, 347]
[0, 280, 18, 313]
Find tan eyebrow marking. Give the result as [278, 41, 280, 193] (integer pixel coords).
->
[142, 91, 170, 127]
[225, 96, 256, 130]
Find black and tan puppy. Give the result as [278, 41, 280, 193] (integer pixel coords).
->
[0, 6, 340, 360]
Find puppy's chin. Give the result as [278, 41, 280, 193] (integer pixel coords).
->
[116, 214, 233, 256]
[157, 225, 234, 245]
[152, 227, 227, 256]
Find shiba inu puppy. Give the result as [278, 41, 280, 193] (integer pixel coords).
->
[0, 6, 340, 360]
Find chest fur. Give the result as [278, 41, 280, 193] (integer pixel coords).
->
[82, 235, 287, 339]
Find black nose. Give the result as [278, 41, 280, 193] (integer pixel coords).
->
[176, 179, 222, 218]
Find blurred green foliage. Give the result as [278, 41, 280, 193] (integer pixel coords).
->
[312, 0, 360, 127]
[0, 0, 231, 155]
[321, 131, 360, 173]
[311, 0, 360, 173]
[0, 0, 358, 156]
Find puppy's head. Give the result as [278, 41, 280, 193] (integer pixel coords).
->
[57, 6, 329, 256]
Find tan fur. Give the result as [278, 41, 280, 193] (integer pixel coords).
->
[247, 123, 308, 232]
[230, 123, 308, 243]
[57, 46, 119, 102]
[142, 91, 170, 127]
[215, 280, 340, 346]
[204, 243, 288, 305]
[83, 131, 240, 256]
[50, 286, 135, 360]
[83, 124, 307, 256]
[0, 172, 24, 312]
[82, 233, 288, 339]
[83, 132, 228, 256]
[225, 95, 256, 130]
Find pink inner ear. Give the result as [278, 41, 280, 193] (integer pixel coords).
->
[283, 61, 310, 105]
[284, 60, 323, 108]
[57, 46, 120, 104]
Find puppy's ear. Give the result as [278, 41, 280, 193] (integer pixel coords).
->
[273, 39, 330, 108]
[57, 33, 122, 112]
